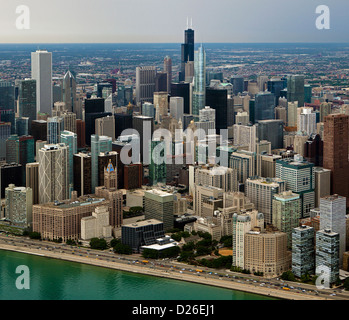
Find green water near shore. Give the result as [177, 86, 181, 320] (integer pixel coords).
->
[0, 250, 276, 300]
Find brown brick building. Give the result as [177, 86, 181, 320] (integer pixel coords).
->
[323, 114, 349, 205]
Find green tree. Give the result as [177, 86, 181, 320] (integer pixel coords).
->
[196, 246, 211, 256]
[344, 277, 349, 291]
[182, 241, 195, 252]
[178, 250, 195, 262]
[171, 233, 181, 242]
[110, 238, 120, 248]
[90, 238, 108, 250]
[281, 270, 296, 282]
[29, 232, 41, 240]
[113, 243, 132, 255]
[300, 272, 311, 283]
[66, 239, 76, 245]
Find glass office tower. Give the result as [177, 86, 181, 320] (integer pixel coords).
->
[192, 45, 206, 116]
[18, 79, 36, 133]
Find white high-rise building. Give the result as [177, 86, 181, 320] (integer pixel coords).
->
[233, 123, 257, 153]
[169, 97, 184, 122]
[299, 108, 316, 135]
[31, 50, 53, 115]
[199, 106, 215, 122]
[320, 195, 346, 266]
[38, 144, 69, 204]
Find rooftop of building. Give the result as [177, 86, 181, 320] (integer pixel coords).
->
[145, 189, 173, 197]
[123, 219, 163, 228]
[320, 194, 346, 202]
[274, 190, 300, 201]
[34, 196, 107, 209]
[317, 229, 339, 236]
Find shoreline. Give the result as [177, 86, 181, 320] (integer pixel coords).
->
[0, 244, 326, 300]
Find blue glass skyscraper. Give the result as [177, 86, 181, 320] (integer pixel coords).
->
[60, 130, 77, 186]
[192, 45, 206, 116]
[91, 134, 112, 193]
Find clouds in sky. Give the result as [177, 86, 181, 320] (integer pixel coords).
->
[0, 0, 348, 43]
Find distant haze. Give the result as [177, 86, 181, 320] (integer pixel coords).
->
[0, 0, 348, 43]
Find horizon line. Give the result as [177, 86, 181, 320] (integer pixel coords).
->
[0, 41, 349, 45]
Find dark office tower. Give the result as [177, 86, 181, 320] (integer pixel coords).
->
[253, 92, 276, 123]
[230, 76, 244, 95]
[171, 82, 190, 114]
[205, 87, 229, 133]
[323, 114, 349, 203]
[249, 100, 255, 124]
[179, 22, 194, 82]
[76, 119, 86, 149]
[19, 136, 35, 185]
[287, 75, 305, 107]
[183, 114, 194, 130]
[132, 115, 154, 161]
[155, 72, 168, 92]
[117, 85, 133, 107]
[18, 79, 36, 132]
[124, 164, 143, 190]
[52, 84, 62, 104]
[304, 85, 312, 104]
[85, 112, 112, 146]
[304, 134, 323, 167]
[98, 151, 117, 188]
[0, 80, 15, 111]
[96, 82, 113, 98]
[6, 135, 19, 164]
[0, 110, 15, 134]
[73, 153, 92, 197]
[280, 88, 287, 99]
[164, 56, 172, 94]
[256, 120, 284, 150]
[0, 122, 11, 161]
[0, 163, 22, 199]
[114, 114, 133, 139]
[31, 120, 47, 142]
[206, 71, 224, 85]
[136, 66, 157, 105]
[19, 136, 35, 165]
[16, 117, 29, 137]
[84, 98, 105, 114]
[267, 79, 284, 107]
[26, 162, 39, 204]
[112, 142, 125, 189]
[62, 71, 77, 113]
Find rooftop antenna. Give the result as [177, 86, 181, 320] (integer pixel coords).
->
[186, 17, 189, 30]
[190, 17, 193, 29]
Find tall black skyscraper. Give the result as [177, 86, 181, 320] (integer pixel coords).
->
[206, 87, 229, 133]
[179, 19, 194, 82]
[171, 82, 190, 114]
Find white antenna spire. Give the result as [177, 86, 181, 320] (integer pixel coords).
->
[186, 17, 189, 29]
[190, 17, 193, 29]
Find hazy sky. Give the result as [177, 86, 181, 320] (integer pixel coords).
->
[0, 0, 348, 43]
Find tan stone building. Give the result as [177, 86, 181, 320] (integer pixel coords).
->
[193, 185, 224, 217]
[32, 196, 110, 241]
[244, 227, 291, 278]
[81, 206, 113, 240]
